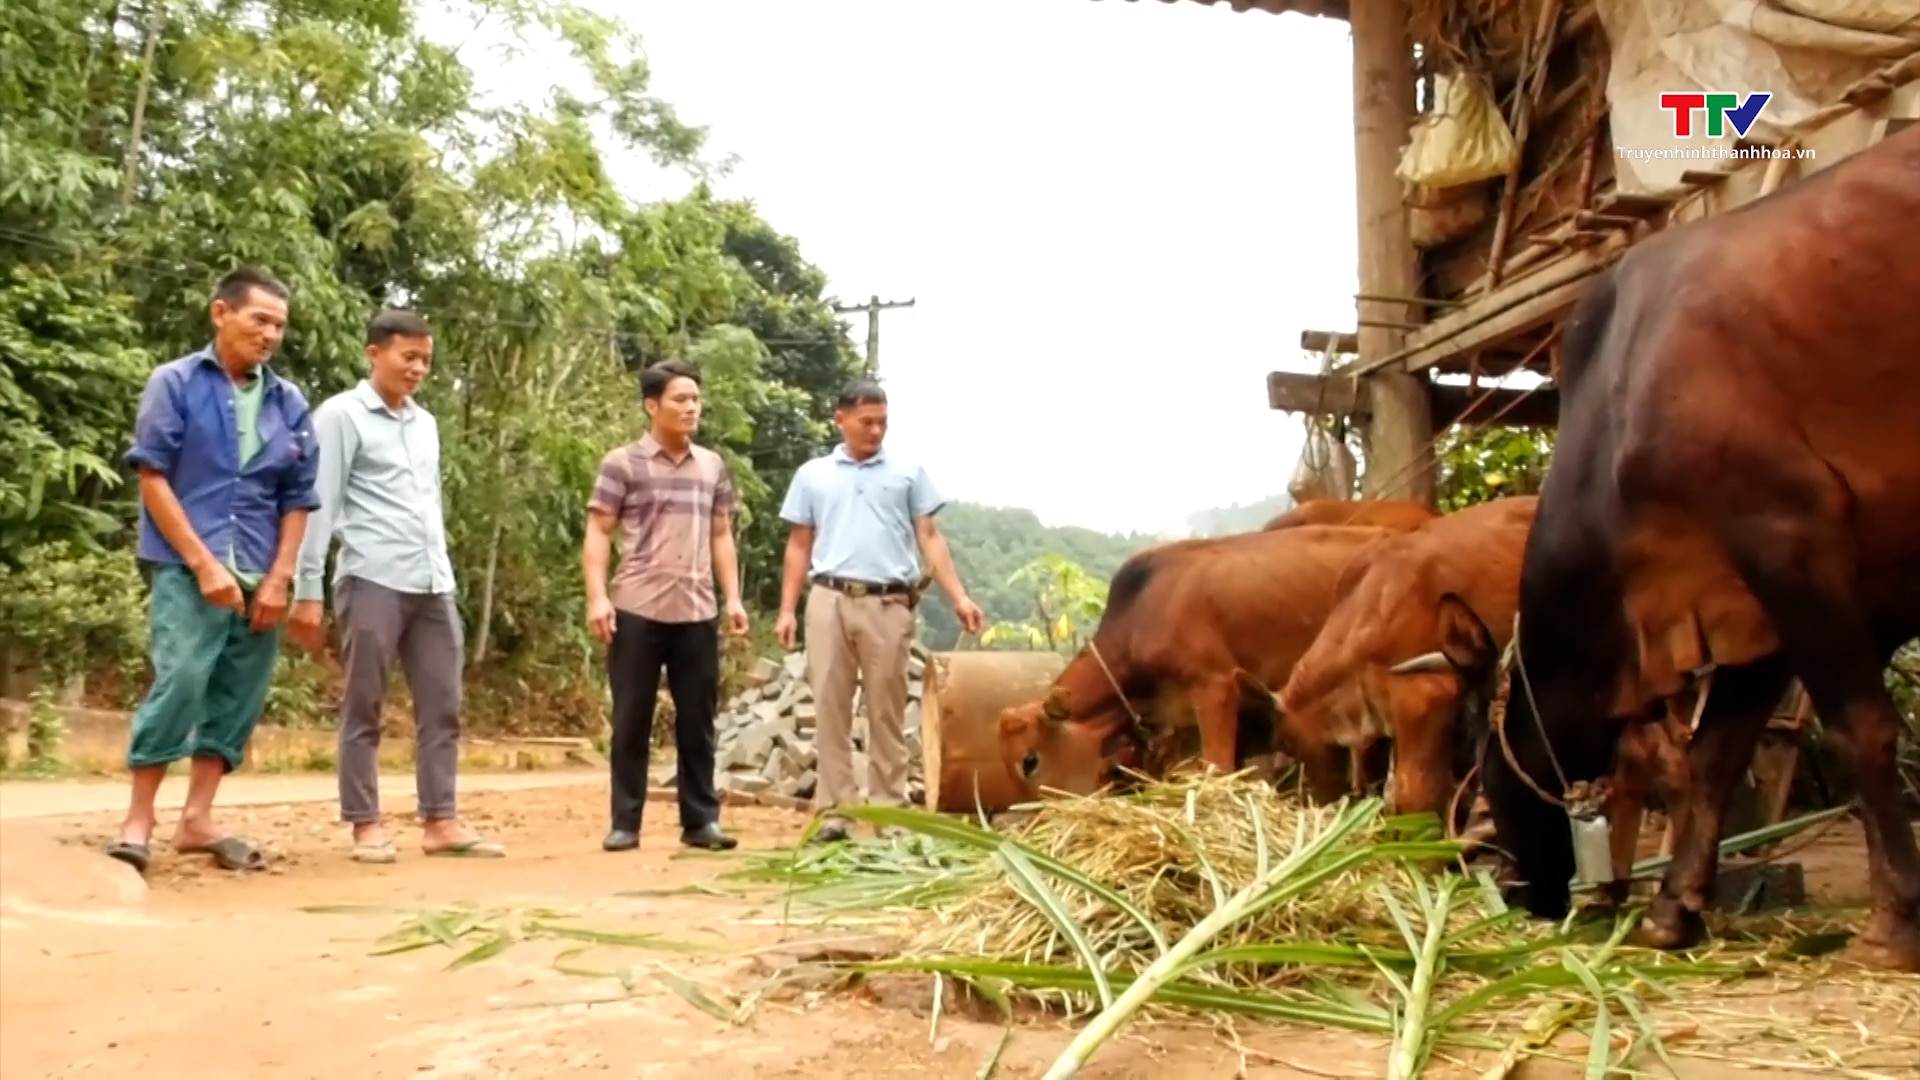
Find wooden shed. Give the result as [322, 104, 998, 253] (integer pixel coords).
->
[1099, 0, 1920, 505]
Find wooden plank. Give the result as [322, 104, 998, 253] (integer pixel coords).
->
[1300, 329, 1358, 355]
[1268, 370, 1367, 416]
[1268, 372, 1558, 429]
[1392, 245, 1618, 373]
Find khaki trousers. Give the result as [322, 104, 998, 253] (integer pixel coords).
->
[804, 583, 916, 816]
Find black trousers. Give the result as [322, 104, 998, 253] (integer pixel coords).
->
[607, 611, 721, 832]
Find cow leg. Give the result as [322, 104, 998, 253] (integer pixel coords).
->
[1719, 526, 1920, 972]
[1642, 658, 1789, 951]
[1603, 710, 1692, 910]
[1600, 768, 1644, 912]
[1191, 673, 1242, 776]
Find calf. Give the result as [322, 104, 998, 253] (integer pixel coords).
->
[997, 524, 1398, 798]
[1273, 496, 1538, 818]
[1430, 122, 1920, 972]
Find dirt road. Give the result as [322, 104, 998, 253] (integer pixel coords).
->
[0, 769, 601, 821]
[1, 775, 1915, 1079]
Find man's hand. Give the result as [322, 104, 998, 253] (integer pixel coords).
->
[774, 610, 799, 650]
[250, 572, 291, 632]
[288, 600, 326, 650]
[195, 561, 246, 615]
[724, 599, 750, 637]
[587, 595, 617, 645]
[953, 595, 987, 636]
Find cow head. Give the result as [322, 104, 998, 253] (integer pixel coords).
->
[996, 694, 1141, 799]
[1392, 593, 1582, 919]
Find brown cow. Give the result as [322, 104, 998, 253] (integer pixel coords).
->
[996, 524, 1399, 799]
[1410, 123, 1920, 972]
[1273, 497, 1539, 817]
[1263, 498, 1438, 533]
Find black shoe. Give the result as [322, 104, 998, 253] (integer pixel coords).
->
[603, 829, 639, 852]
[680, 823, 737, 851]
[809, 820, 851, 846]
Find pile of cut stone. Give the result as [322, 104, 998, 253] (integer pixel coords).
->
[662, 644, 930, 808]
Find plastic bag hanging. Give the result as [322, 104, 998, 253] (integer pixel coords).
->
[1395, 71, 1519, 190]
[1289, 415, 1357, 505]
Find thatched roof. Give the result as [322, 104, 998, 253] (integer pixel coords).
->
[1092, 0, 1350, 20]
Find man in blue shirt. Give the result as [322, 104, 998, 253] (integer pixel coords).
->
[105, 266, 321, 876]
[774, 380, 985, 843]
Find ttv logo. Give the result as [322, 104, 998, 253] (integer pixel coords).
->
[1658, 92, 1772, 139]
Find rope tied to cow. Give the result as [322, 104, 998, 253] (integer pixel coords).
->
[1491, 613, 1577, 810]
[1084, 638, 1154, 758]
[1493, 614, 1717, 818]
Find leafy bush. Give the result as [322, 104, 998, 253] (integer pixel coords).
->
[0, 541, 148, 686]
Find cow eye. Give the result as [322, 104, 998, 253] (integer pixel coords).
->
[1021, 752, 1039, 778]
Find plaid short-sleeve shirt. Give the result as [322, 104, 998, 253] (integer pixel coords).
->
[588, 434, 737, 623]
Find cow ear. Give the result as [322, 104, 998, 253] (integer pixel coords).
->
[1436, 592, 1496, 675]
[1041, 687, 1071, 721]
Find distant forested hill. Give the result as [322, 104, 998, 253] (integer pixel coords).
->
[1182, 493, 1292, 538]
[919, 502, 1154, 649]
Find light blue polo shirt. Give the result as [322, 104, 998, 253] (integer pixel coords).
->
[779, 444, 945, 586]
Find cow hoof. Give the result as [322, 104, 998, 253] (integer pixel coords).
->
[1852, 911, 1920, 974]
[1637, 899, 1707, 951]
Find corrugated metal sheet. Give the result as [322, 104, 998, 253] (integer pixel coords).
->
[1092, 0, 1350, 20]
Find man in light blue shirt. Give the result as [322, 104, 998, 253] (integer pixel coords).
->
[290, 309, 502, 864]
[775, 379, 985, 843]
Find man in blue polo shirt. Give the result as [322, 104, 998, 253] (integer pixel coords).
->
[105, 266, 322, 876]
[774, 379, 985, 843]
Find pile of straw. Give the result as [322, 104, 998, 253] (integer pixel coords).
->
[732, 772, 1920, 1080]
[899, 775, 1524, 994]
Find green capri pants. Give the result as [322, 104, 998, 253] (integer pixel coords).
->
[126, 563, 284, 772]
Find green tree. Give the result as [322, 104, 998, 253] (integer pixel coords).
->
[0, 0, 860, 737]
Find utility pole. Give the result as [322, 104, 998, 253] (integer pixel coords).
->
[831, 294, 915, 378]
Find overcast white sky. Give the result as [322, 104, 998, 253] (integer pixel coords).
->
[453, 0, 1360, 536]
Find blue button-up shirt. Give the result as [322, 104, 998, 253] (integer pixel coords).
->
[294, 380, 457, 602]
[778, 444, 945, 586]
[125, 347, 322, 574]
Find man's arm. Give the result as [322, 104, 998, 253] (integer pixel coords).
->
[907, 465, 970, 607]
[126, 368, 218, 573]
[293, 402, 353, 602]
[583, 452, 628, 606]
[138, 471, 219, 573]
[711, 463, 743, 610]
[584, 510, 617, 598]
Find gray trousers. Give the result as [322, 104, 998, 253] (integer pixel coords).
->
[335, 576, 464, 824]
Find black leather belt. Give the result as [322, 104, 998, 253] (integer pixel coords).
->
[813, 575, 915, 599]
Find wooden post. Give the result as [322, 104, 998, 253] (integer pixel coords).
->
[1350, 0, 1436, 505]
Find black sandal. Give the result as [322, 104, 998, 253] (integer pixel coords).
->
[105, 841, 151, 875]
[178, 836, 267, 872]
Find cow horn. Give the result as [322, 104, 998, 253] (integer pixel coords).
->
[1041, 687, 1070, 722]
[1390, 651, 1452, 675]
